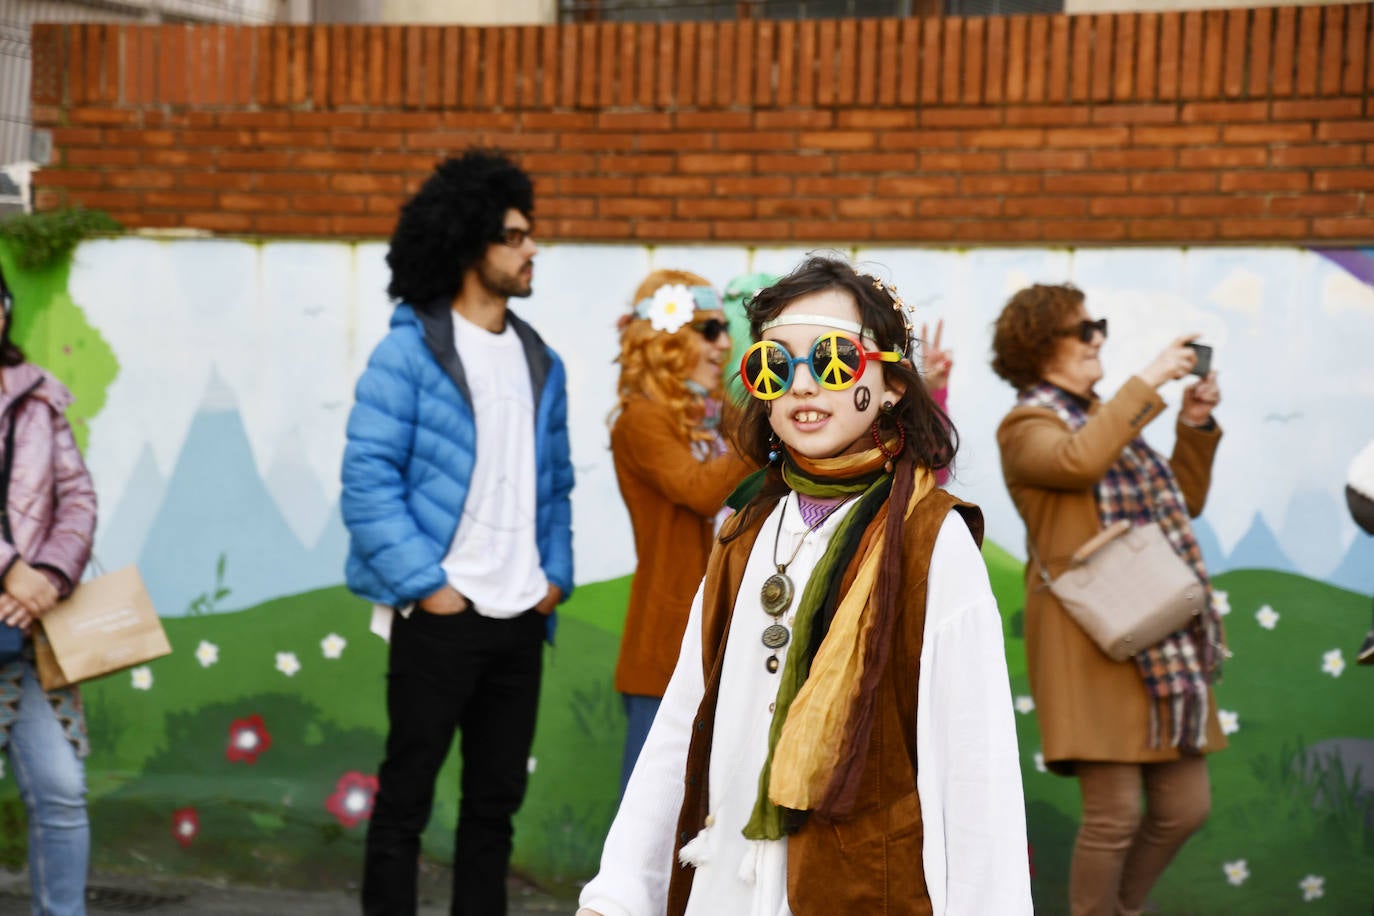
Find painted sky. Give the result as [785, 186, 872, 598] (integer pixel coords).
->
[70, 241, 1374, 591]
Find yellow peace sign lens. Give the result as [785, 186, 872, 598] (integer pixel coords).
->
[812, 332, 865, 391]
[741, 340, 794, 401]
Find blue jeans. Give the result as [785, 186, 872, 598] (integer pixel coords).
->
[6, 662, 88, 916]
[619, 694, 661, 800]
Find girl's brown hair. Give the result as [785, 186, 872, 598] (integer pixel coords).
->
[610, 269, 719, 443]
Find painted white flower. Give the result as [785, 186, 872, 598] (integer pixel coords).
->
[195, 640, 219, 668]
[320, 633, 347, 660]
[1255, 604, 1279, 630]
[1033, 751, 1047, 773]
[1321, 649, 1345, 678]
[342, 785, 370, 815]
[1218, 709, 1240, 735]
[1222, 859, 1249, 886]
[130, 666, 153, 690]
[644, 284, 695, 334]
[1213, 590, 1231, 616]
[1299, 874, 1324, 901]
[275, 652, 301, 677]
[527, 756, 538, 774]
[1014, 695, 1035, 714]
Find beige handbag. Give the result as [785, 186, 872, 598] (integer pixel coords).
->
[1034, 520, 1206, 662]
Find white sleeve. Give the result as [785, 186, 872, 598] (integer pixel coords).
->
[578, 582, 708, 916]
[917, 512, 1034, 916]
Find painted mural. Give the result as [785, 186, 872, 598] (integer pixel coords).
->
[0, 237, 1370, 912]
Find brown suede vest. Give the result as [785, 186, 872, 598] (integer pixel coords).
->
[665, 489, 984, 916]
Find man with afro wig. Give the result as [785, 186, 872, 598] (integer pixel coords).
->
[341, 149, 574, 914]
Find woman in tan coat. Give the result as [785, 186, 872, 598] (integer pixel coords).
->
[992, 283, 1226, 916]
[609, 269, 754, 796]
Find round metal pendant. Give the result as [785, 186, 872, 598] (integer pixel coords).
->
[761, 623, 791, 650]
[760, 573, 794, 617]
[766, 654, 780, 673]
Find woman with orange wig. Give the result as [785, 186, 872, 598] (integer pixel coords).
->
[610, 269, 754, 795]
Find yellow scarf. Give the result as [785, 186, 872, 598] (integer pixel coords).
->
[767, 462, 934, 810]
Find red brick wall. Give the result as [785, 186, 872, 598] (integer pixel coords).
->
[29, 7, 1374, 243]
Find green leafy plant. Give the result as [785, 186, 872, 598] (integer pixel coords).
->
[186, 554, 232, 616]
[0, 208, 121, 270]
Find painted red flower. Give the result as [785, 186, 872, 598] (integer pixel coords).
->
[325, 771, 379, 828]
[225, 714, 272, 764]
[171, 807, 199, 848]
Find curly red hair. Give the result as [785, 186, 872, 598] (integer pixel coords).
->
[990, 283, 1085, 392]
[611, 269, 720, 444]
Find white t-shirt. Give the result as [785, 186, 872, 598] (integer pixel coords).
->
[579, 496, 1033, 916]
[438, 312, 549, 618]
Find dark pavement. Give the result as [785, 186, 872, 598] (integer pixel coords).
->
[0, 869, 576, 915]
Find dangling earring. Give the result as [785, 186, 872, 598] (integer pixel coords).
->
[768, 432, 782, 464]
[871, 401, 906, 473]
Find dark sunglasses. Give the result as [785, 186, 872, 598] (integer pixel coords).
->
[494, 225, 533, 248]
[1057, 318, 1107, 343]
[690, 318, 728, 342]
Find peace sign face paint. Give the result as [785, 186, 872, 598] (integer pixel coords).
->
[753, 288, 905, 460]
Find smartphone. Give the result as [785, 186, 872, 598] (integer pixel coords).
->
[1185, 342, 1213, 377]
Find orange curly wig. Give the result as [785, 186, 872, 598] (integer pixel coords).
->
[612, 269, 722, 444]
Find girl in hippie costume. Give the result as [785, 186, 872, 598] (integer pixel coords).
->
[580, 257, 1032, 916]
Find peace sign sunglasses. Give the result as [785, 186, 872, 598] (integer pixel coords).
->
[740, 331, 902, 401]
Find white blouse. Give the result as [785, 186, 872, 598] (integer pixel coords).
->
[580, 494, 1033, 916]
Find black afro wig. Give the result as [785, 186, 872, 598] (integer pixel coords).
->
[385, 149, 534, 309]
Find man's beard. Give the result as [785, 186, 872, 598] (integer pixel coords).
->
[478, 261, 533, 299]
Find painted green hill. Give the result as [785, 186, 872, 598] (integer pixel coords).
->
[2, 562, 1369, 911]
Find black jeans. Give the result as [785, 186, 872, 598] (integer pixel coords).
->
[362, 607, 545, 916]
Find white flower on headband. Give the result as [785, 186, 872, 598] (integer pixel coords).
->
[645, 284, 696, 334]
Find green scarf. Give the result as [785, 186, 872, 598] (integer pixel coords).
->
[743, 447, 895, 840]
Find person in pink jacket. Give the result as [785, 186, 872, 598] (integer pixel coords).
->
[0, 262, 98, 916]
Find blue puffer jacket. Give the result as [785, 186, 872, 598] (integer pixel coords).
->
[341, 303, 574, 626]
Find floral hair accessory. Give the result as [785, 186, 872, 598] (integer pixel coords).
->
[633, 284, 723, 334]
[866, 274, 915, 356]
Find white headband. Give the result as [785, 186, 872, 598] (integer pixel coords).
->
[759, 314, 867, 336]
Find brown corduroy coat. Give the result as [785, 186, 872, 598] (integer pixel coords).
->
[997, 376, 1227, 775]
[610, 397, 753, 698]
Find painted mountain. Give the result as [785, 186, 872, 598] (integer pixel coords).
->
[1328, 533, 1374, 595]
[96, 443, 168, 572]
[135, 375, 347, 616]
[1189, 517, 1230, 575]
[1226, 512, 1297, 573]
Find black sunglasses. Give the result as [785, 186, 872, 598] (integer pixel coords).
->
[1057, 317, 1107, 343]
[689, 318, 728, 342]
[494, 225, 533, 248]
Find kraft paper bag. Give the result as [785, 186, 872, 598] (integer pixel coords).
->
[33, 566, 171, 690]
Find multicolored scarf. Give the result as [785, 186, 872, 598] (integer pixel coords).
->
[1020, 383, 1224, 750]
[743, 444, 933, 840]
[684, 380, 727, 462]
